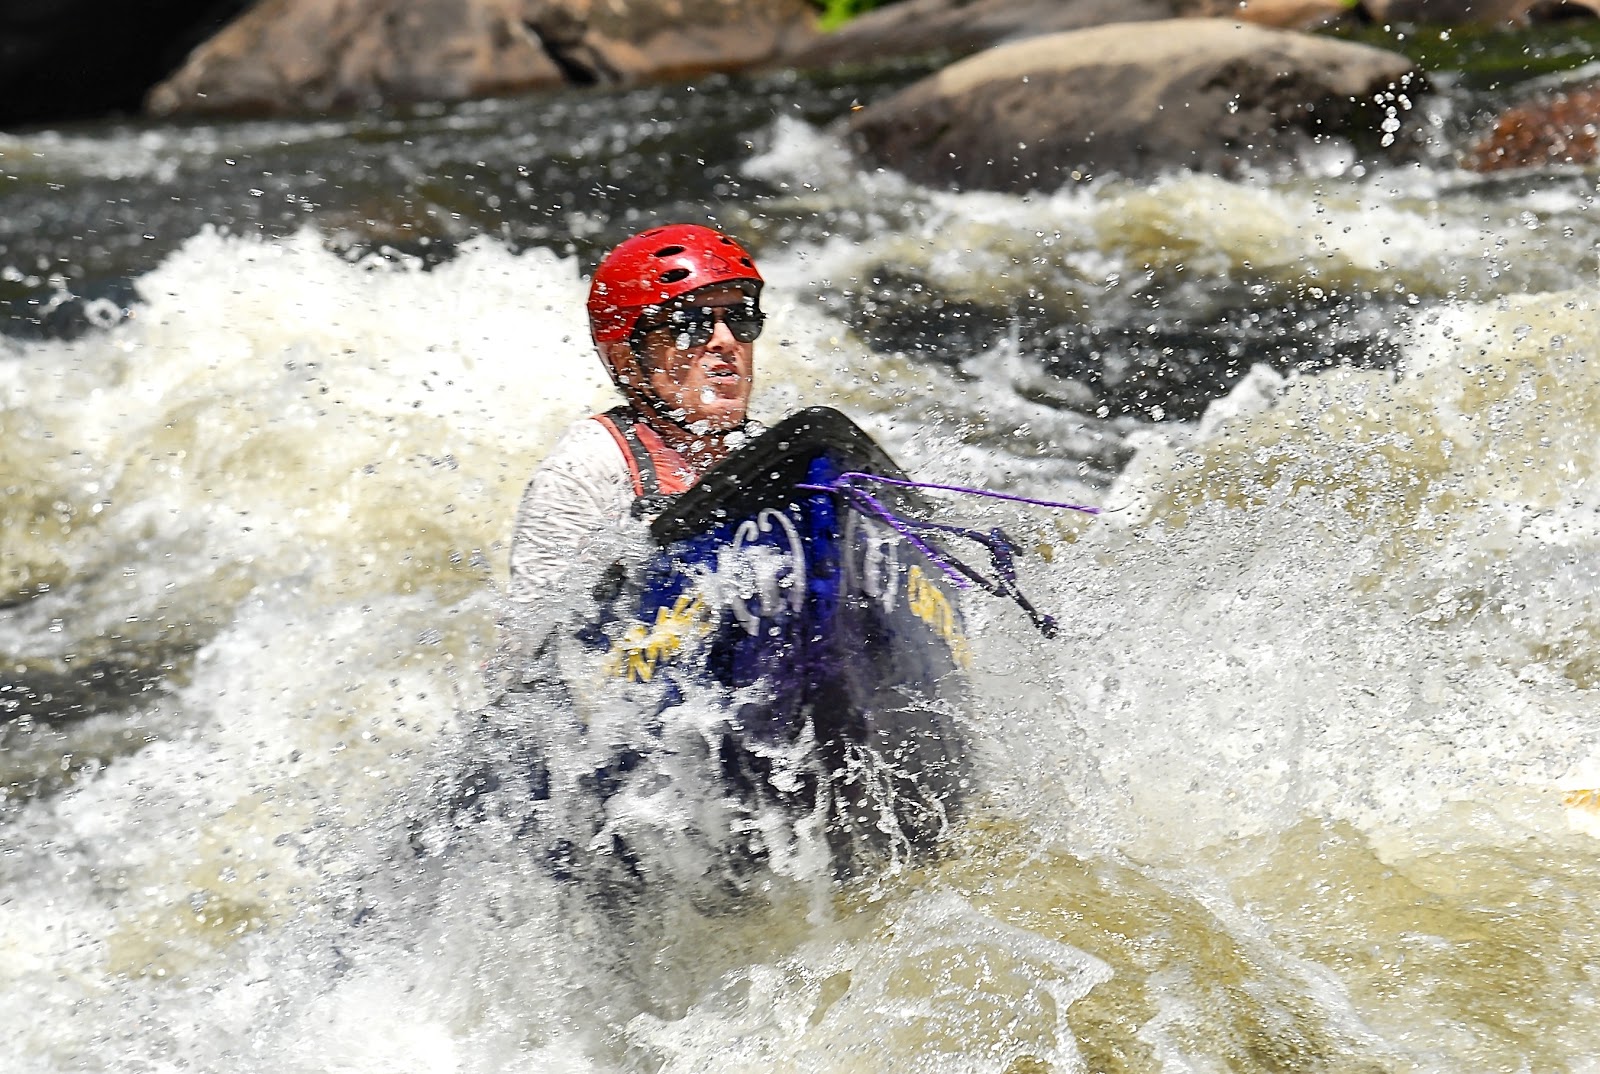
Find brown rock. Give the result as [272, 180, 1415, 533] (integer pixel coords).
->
[585, 0, 817, 81]
[782, 0, 1182, 72]
[849, 19, 1424, 192]
[147, 0, 555, 114]
[147, 0, 819, 117]
[1463, 83, 1600, 171]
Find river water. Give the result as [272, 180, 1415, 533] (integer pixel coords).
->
[4, 29, 1600, 1073]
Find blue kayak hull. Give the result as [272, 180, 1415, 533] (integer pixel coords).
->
[595, 407, 974, 873]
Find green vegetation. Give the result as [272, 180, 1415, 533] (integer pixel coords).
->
[1330, 20, 1600, 92]
[818, 0, 898, 32]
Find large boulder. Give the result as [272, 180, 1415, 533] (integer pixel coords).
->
[848, 19, 1424, 192]
[147, 0, 819, 117]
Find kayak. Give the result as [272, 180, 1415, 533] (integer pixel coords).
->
[589, 406, 974, 876]
[437, 407, 993, 896]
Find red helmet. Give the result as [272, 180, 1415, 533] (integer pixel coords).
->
[587, 224, 764, 354]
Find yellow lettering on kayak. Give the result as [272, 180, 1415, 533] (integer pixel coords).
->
[1563, 788, 1600, 812]
[907, 564, 972, 669]
[607, 591, 711, 683]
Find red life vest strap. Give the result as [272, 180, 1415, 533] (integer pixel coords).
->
[592, 407, 694, 500]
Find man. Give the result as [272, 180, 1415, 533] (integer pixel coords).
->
[484, 225, 779, 903]
[507, 223, 767, 604]
[483, 225, 972, 892]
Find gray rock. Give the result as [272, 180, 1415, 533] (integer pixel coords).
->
[848, 19, 1425, 192]
[782, 0, 1183, 71]
[778, 0, 1373, 74]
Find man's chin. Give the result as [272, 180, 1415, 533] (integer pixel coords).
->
[688, 403, 748, 433]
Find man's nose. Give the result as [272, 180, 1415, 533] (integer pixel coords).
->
[705, 314, 739, 349]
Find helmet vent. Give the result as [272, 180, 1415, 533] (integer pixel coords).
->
[653, 245, 686, 257]
[659, 268, 691, 283]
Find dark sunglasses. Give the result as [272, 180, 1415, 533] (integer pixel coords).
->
[630, 302, 765, 353]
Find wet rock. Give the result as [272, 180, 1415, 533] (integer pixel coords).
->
[1362, 0, 1599, 23]
[1463, 82, 1600, 171]
[147, 0, 820, 117]
[780, 0, 1181, 72]
[849, 19, 1424, 192]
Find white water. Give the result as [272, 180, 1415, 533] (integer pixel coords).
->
[5, 148, 1600, 1073]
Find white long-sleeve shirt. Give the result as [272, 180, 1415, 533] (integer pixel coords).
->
[507, 418, 639, 604]
[497, 418, 650, 689]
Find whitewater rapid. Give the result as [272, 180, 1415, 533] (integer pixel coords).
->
[4, 112, 1600, 1072]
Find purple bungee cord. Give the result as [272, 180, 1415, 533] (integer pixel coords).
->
[826, 471, 1101, 517]
[797, 470, 1100, 638]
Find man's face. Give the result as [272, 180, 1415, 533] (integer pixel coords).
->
[634, 284, 757, 432]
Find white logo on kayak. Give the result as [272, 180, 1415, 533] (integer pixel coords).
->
[724, 508, 806, 636]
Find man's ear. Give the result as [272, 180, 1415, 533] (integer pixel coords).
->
[602, 341, 642, 387]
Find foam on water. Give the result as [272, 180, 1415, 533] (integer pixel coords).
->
[997, 286, 1600, 836]
[744, 116, 1600, 314]
[944, 287, 1600, 1070]
[0, 119, 370, 183]
[4, 216, 1600, 1072]
[0, 227, 967, 1071]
